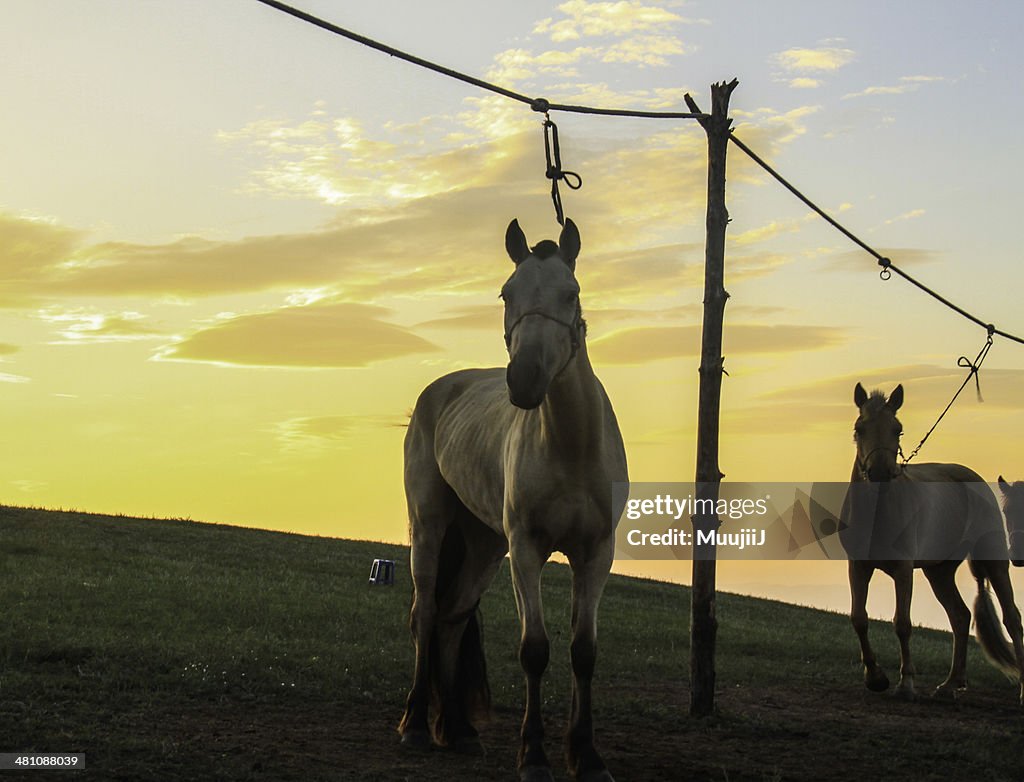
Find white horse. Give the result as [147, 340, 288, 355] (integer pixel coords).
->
[843, 383, 1024, 702]
[998, 476, 1024, 567]
[398, 219, 627, 782]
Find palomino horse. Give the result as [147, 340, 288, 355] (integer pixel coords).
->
[843, 383, 1024, 702]
[398, 219, 627, 782]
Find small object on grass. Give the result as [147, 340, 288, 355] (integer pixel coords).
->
[368, 559, 395, 586]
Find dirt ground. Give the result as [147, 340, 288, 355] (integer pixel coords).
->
[137, 679, 1024, 782]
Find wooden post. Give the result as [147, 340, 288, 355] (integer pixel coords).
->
[683, 78, 738, 717]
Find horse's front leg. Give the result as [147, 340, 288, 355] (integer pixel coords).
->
[849, 561, 889, 691]
[509, 532, 554, 782]
[566, 542, 615, 782]
[892, 563, 917, 699]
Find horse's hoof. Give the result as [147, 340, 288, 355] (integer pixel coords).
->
[891, 686, 918, 702]
[520, 765, 556, 782]
[932, 683, 966, 701]
[399, 729, 432, 751]
[452, 735, 486, 757]
[579, 770, 616, 782]
[865, 670, 890, 692]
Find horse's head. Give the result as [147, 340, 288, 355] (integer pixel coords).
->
[501, 219, 585, 410]
[998, 476, 1024, 566]
[852, 382, 904, 482]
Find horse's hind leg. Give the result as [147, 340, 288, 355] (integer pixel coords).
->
[399, 506, 450, 748]
[433, 515, 506, 754]
[923, 561, 970, 698]
[849, 561, 889, 691]
[985, 561, 1024, 703]
[565, 540, 615, 782]
[398, 420, 459, 749]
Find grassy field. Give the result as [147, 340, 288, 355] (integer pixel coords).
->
[2, 505, 1023, 781]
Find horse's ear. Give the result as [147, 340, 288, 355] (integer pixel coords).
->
[888, 384, 904, 412]
[999, 475, 1010, 494]
[854, 383, 868, 408]
[559, 219, 580, 270]
[506, 219, 530, 265]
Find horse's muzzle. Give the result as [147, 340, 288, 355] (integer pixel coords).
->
[865, 464, 900, 483]
[506, 359, 547, 410]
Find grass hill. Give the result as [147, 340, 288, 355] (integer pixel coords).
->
[2, 505, 1023, 781]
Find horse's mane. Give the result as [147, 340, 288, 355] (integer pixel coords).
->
[863, 389, 890, 413]
[531, 240, 560, 259]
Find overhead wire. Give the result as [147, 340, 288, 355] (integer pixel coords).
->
[254, 0, 1023, 347]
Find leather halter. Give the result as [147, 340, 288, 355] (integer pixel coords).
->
[503, 309, 583, 382]
[855, 446, 905, 481]
[504, 309, 581, 352]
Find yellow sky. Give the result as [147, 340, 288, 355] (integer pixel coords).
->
[2, 1, 1023, 628]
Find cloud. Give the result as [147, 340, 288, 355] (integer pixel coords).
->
[843, 75, 947, 100]
[217, 106, 532, 206]
[158, 301, 441, 369]
[882, 209, 926, 226]
[589, 323, 844, 364]
[788, 78, 821, 89]
[723, 400, 849, 436]
[275, 414, 406, 454]
[487, 47, 596, 82]
[37, 309, 164, 343]
[0, 212, 84, 308]
[732, 105, 822, 147]
[29, 179, 535, 302]
[601, 34, 686, 67]
[732, 215, 813, 247]
[534, 1, 689, 42]
[0, 86, 824, 314]
[746, 364, 1024, 436]
[724, 362, 1024, 437]
[0, 342, 26, 383]
[774, 46, 855, 73]
[520, 0, 697, 73]
[416, 305, 502, 331]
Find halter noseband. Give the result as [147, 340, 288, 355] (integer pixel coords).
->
[504, 309, 582, 360]
[856, 445, 905, 481]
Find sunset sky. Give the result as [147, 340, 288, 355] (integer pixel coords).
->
[3, 1, 1023, 626]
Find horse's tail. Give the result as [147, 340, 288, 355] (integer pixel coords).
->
[969, 561, 1019, 679]
[429, 522, 491, 744]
